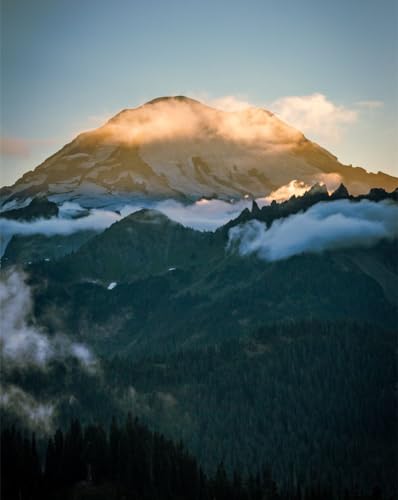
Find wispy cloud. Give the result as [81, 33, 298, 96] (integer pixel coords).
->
[186, 92, 362, 144]
[187, 92, 253, 112]
[356, 100, 384, 109]
[270, 93, 357, 142]
[0, 270, 98, 372]
[0, 383, 55, 431]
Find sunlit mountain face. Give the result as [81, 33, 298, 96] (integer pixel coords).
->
[1, 96, 397, 210]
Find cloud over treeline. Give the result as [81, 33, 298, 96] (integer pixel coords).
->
[0, 384, 55, 431]
[0, 270, 99, 430]
[0, 199, 253, 252]
[0, 179, 329, 251]
[228, 199, 398, 262]
[0, 270, 97, 371]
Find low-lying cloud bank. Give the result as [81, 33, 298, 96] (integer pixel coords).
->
[0, 180, 327, 255]
[0, 205, 121, 255]
[0, 199, 253, 255]
[227, 199, 398, 262]
[0, 179, 360, 258]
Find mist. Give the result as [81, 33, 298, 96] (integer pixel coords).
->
[0, 179, 340, 260]
[0, 270, 98, 372]
[0, 270, 99, 430]
[227, 199, 398, 261]
[0, 383, 55, 431]
[0, 198, 253, 255]
[0, 206, 121, 255]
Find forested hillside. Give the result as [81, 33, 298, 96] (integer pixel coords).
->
[1, 412, 392, 500]
[1, 187, 397, 498]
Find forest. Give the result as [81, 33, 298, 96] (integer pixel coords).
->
[1, 414, 391, 500]
[2, 321, 396, 499]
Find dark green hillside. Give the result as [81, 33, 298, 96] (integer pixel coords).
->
[3, 188, 396, 496]
[30, 239, 397, 356]
[2, 231, 96, 267]
[0, 197, 58, 221]
[4, 409, 387, 500]
[24, 187, 398, 355]
[103, 321, 397, 493]
[2, 321, 396, 496]
[48, 208, 224, 283]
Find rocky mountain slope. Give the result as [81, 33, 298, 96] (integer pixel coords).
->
[1, 96, 397, 208]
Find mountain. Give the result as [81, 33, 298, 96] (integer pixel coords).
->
[4, 188, 397, 495]
[0, 196, 58, 220]
[24, 188, 397, 356]
[1, 96, 397, 208]
[46, 208, 223, 283]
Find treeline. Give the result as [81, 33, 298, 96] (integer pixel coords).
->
[1, 415, 390, 500]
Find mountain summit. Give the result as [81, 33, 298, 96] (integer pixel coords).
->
[1, 96, 397, 207]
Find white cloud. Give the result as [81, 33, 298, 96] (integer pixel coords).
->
[0, 270, 98, 372]
[0, 206, 121, 256]
[0, 199, 253, 248]
[271, 93, 357, 142]
[206, 95, 253, 112]
[187, 92, 253, 112]
[228, 199, 398, 262]
[257, 180, 313, 205]
[155, 198, 251, 230]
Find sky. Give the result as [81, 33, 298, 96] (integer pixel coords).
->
[1, 0, 397, 186]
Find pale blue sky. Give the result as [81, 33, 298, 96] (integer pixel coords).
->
[1, 0, 397, 186]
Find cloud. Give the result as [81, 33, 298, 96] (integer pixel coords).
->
[271, 93, 357, 142]
[187, 92, 254, 112]
[257, 180, 313, 205]
[0, 270, 98, 372]
[0, 199, 253, 252]
[256, 177, 346, 205]
[204, 94, 253, 112]
[155, 198, 251, 230]
[96, 96, 302, 151]
[0, 384, 55, 431]
[0, 205, 119, 237]
[314, 173, 343, 193]
[227, 199, 398, 262]
[0, 205, 121, 256]
[0, 270, 100, 431]
[356, 100, 384, 109]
